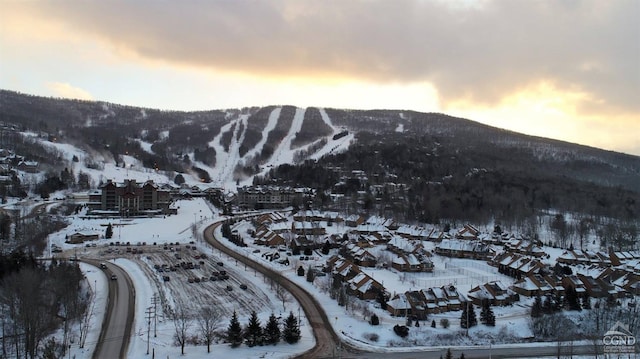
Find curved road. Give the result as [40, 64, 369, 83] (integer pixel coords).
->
[83, 259, 135, 359]
[204, 222, 360, 358]
[204, 221, 608, 359]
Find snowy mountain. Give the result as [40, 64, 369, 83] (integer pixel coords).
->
[1, 89, 639, 224]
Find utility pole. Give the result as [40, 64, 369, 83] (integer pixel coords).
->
[145, 306, 154, 355]
[151, 294, 159, 337]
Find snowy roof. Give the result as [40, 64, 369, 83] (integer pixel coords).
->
[388, 294, 411, 310]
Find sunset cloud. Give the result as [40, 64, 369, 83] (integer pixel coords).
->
[1, 0, 638, 154]
[47, 82, 94, 101]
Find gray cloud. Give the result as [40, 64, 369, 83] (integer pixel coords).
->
[19, 0, 640, 114]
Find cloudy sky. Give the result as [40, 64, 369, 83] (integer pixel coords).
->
[1, 1, 638, 155]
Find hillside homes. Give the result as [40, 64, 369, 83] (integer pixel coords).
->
[386, 235, 434, 272]
[468, 281, 519, 306]
[326, 256, 385, 300]
[387, 285, 468, 318]
[435, 239, 492, 260]
[494, 253, 545, 279]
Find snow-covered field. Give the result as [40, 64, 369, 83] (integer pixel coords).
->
[45, 195, 540, 358]
[48, 198, 316, 359]
[8, 132, 632, 358]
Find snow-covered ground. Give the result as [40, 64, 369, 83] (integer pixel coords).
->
[50, 198, 315, 359]
[45, 194, 536, 358]
[12, 130, 635, 358]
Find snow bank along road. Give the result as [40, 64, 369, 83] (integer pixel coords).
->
[204, 221, 361, 359]
[82, 259, 135, 359]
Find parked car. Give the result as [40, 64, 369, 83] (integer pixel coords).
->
[240, 284, 248, 290]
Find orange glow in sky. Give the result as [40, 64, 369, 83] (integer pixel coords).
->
[1, 1, 638, 155]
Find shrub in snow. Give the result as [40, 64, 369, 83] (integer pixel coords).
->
[393, 324, 409, 338]
[440, 318, 450, 329]
[363, 332, 379, 342]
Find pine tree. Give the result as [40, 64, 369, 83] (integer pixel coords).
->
[460, 302, 477, 329]
[227, 310, 243, 348]
[282, 311, 301, 344]
[306, 266, 315, 283]
[376, 290, 388, 310]
[263, 313, 281, 345]
[244, 310, 263, 347]
[565, 285, 582, 311]
[297, 266, 305, 276]
[321, 240, 331, 255]
[370, 314, 379, 326]
[531, 294, 543, 318]
[582, 293, 591, 310]
[105, 223, 113, 239]
[480, 299, 496, 326]
[431, 319, 436, 328]
[445, 348, 453, 359]
[542, 294, 553, 314]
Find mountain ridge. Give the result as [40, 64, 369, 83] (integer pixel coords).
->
[0, 89, 638, 198]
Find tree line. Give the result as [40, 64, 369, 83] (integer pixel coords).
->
[0, 257, 90, 359]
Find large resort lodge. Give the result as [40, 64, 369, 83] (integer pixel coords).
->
[87, 179, 173, 216]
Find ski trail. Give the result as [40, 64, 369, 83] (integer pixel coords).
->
[264, 107, 306, 168]
[242, 107, 282, 164]
[310, 109, 354, 160]
[318, 108, 336, 133]
[209, 115, 248, 187]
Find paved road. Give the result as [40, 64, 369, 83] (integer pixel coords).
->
[84, 259, 135, 359]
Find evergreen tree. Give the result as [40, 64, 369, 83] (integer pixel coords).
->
[565, 285, 582, 311]
[445, 348, 453, 359]
[263, 313, 281, 345]
[297, 266, 305, 276]
[582, 293, 591, 310]
[553, 292, 564, 312]
[431, 319, 436, 328]
[174, 173, 185, 185]
[370, 314, 379, 326]
[542, 294, 553, 314]
[460, 302, 477, 329]
[227, 310, 243, 348]
[480, 299, 496, 326]
[244, 310, 263, 347]
[460, 353, 466, 359]
[321, 240, 331, 255]
[531, 294, 543, 318]
[282, 311, 301, 344]
[376, 290, 388, 310]
[105, 222, 113, 239]
[306, 266, 315, 282]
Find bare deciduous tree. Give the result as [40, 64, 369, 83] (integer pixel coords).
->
[172, 306, 191, 355]
[275, 284, 291, 311]
[197, 307, 221, 353]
